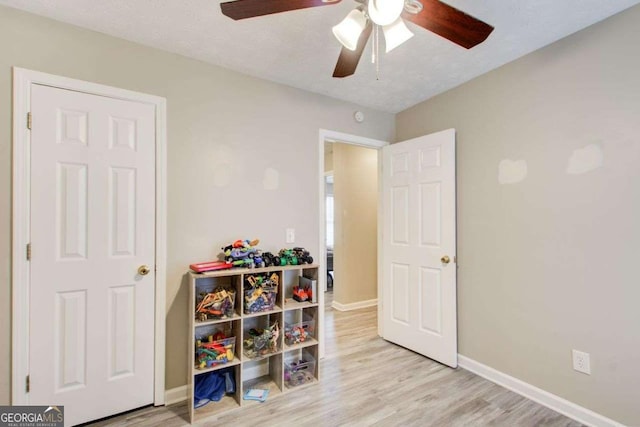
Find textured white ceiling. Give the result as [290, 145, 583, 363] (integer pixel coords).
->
[1, 0, 638, 112]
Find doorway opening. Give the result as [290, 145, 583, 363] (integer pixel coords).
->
[325, 172, 334, 291]
[323, 141, 379, 311]
[317, 130, 388, 357]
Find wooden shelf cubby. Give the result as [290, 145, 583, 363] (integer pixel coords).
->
[187, 264, 319, 424]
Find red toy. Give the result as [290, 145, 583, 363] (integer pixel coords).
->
[292, 285, 312, 302]
[190, 260, 233, 273]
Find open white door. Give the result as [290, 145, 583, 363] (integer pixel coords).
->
[28, 84, 156, 425]
[381, 129, 457, 367]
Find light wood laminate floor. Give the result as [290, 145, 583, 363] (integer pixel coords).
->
[90, 291, 582, 427]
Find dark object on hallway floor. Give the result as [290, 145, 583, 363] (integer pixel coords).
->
[326, 249, 333, 289]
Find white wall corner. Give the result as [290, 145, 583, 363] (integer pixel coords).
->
[457, 355, 626, 427]
[164, 385, 188, 406]
[332, 299, 378, 312]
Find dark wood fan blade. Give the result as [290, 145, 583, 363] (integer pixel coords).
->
[333, 23, 373, 78]
[402, 0, 493, 49]
[221, 0, 341, 20]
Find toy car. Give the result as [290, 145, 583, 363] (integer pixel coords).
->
[221, 239, 261, 266]
[262, 252, 281, 267]
[292, 285, 311, 302]
[253, 251, 266, 268]
[292, 247, 313, 264]
[278, 248, 314, 265]
[278, 249, 299, 265]
[224, 247, 256, 262]
[231, 258, 254, 268]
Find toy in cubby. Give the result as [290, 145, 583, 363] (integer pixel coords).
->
[195, 287, 236, 321]
[243, 272, 279, 314]
[284, 366, 314, 387]
[243, 321, 280, 359]
[292, 283, 312, 303]
[195, 330, 236, 370]
[284, 351, 315, 387]
[284, 321, 313, 346]
[194, 367, 236, 409]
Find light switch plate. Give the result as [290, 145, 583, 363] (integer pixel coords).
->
[572, 349, 591, 375]
[286, 228, 295, 244]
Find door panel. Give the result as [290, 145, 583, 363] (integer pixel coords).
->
[57, 162, 88, 259]
[55, 290, 87, 392]
[391, 186, 410, 244]
[419, 267, 442, 335]
[391, 263, 410, 324]
[109, 166, 137, 256]
[108, 285, 136, 379]
[419, 182, 441, 246]
[29, 84, 156, 425]
[382, 129, 457, 368]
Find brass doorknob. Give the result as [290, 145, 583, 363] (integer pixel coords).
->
[441, 255, 451, 265]
[138, 265, 151, 276]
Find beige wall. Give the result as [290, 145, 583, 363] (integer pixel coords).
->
[332, 144, 378, 305]
[396, 5, 640, 425]
[0, 6, 395, 403]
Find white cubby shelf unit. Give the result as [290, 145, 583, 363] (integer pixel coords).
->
[187, 264, 320, 424]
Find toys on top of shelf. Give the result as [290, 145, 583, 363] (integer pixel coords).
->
[221, 239, 265, 268]
[278, 247, 314, 266]
[292, 247, 314, 264]
[262, 252, 281, 267]
[190, 260, 233, 273]
[195, 287, 236, 321]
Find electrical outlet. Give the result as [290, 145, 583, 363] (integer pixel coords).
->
[286, 228, 295, 244]
[572, 350, 591, 375]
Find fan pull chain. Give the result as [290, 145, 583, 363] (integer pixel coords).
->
[372, 25, 380, 80]
[371, 25, 376, 64]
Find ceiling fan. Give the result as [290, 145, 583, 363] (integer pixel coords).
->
[220, 0, 494, 78]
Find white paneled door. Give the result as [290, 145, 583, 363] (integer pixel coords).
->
[29, 84, 156, 425]
[381, 129, 457, 367]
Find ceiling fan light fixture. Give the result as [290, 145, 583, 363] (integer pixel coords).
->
[367, 0, 404, 26]
[383, 18, 414, 52]
[332, 8, 367, 51]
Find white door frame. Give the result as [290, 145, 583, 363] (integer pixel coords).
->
[317, 129, 388, 358]
[11, 67, 167, 406]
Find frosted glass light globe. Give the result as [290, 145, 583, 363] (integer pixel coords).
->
[368, 0, 404, 26]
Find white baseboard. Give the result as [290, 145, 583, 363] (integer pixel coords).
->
[332, 298, 377, 311]
[164, 385, 188, 406]
[458, 355, 625, 427]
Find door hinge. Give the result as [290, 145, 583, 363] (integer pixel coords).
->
[26, 243, 31, 261]
[26, 375, 30, 393]
[27, 112, 32, 130]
